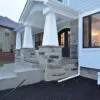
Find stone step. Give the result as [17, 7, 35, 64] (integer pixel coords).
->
[61, 59, 78, 64]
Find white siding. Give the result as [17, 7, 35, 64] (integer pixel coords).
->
[79, 9, 100, 69]
[70, 0, 100, 13]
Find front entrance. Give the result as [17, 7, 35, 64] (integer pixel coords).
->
[58, 28, 70, 57]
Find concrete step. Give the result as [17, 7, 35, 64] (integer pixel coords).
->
[0, 65, 17, 90]
[0, 63, 44, 91]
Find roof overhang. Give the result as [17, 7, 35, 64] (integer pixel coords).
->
[43, 0, 79, 19]
[19, 0, 34, 23]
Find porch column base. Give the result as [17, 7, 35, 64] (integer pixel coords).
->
[15, 49, 21, 58]
[39, 46, 66, 81]
[15, 49, 21, 63]
[20, 48, 38, 65]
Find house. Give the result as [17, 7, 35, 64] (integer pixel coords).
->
[14, 0, 100, 85]
[0, 16, 18, 62]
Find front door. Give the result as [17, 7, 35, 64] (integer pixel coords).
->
[58, 28, 70, 57]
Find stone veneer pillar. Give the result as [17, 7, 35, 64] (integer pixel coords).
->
[15, 32, 21, 59]
[21, 25, 35, 63]
[39, 10, 65, 81]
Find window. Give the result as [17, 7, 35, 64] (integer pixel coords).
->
[60, 32, 65, 47]
[91, 13, 100, 47]
[35, 33, 43, 49]
[5, 32, 9, 37]
[5, 29, 10, 37]
[83, 12, 100, 48]
[10, 44, 13, 53]
[0, 44, 2, 52]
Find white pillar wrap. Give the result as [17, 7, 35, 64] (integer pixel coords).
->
[16, 32, 21, 49]
[42, 12, 59, 46]
[23, 26, 34, 48]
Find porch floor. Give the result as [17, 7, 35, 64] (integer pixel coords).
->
[0, 76, 100, 100]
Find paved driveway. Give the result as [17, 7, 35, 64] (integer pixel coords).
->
[0, 76, 100, 100]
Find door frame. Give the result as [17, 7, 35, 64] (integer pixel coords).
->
[58, 28, 70, 57]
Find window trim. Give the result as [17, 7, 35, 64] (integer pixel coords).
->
[83, 11, 100, 48]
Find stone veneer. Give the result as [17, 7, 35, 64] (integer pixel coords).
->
[15, 49, 20, 59]
[80, 67, 98, 80]
[20, 48, 39, 64]
[70, 19, 78, 59]
[38, 46, 78, 81]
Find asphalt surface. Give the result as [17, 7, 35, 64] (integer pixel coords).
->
[0, 76, 100, 100]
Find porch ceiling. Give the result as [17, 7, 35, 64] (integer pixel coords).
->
[25, 10, 72, 30]
[18, 0, 79, 33]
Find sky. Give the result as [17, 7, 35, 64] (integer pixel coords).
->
[0, 0, 27, 22]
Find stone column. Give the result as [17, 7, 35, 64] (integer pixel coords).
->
[15, 32, 21, 59]
[21, 25, 35, 63]
[39, 9, 65, 81]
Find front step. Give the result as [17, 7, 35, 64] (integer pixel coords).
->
[0, 65, 17, 90]
[14, 64, 44, 86]
[0, 63, 44, 91]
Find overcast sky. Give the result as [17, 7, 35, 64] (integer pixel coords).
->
[0, 0, 27, 22]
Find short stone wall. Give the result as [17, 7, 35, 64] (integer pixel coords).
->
[80, 67, 99, 80]
[38, 46, 78, 81]
[0, 52, 15, 62]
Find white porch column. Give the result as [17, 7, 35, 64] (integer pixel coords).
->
[39, 9, 62, 81]
[15, 32, 21, 58]
[21, 25, 36, 62]
[23, 25, 34, 48]
[42, 11, 59, 46]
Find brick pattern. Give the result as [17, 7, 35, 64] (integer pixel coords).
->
[0, 52, 15, 62]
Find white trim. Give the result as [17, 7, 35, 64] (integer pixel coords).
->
[80, 8, 100, 17]
[44, 0, 79, 19]
[16, 32, 21, 50]
[22, 26, 34, 48]
[58, 74, 80, 83]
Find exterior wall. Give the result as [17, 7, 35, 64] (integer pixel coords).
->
[0, 26, 16, 61]
[0, 26, 16, 52]
[70, 19, 78, 59]
[57, 19, 78, 59]
[70, 0, 100, 13]
[79, 9, 100, 69]
[0, 52, 15, 62]
[57, 21, 71, 32]
[80, 67, 98, 80]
